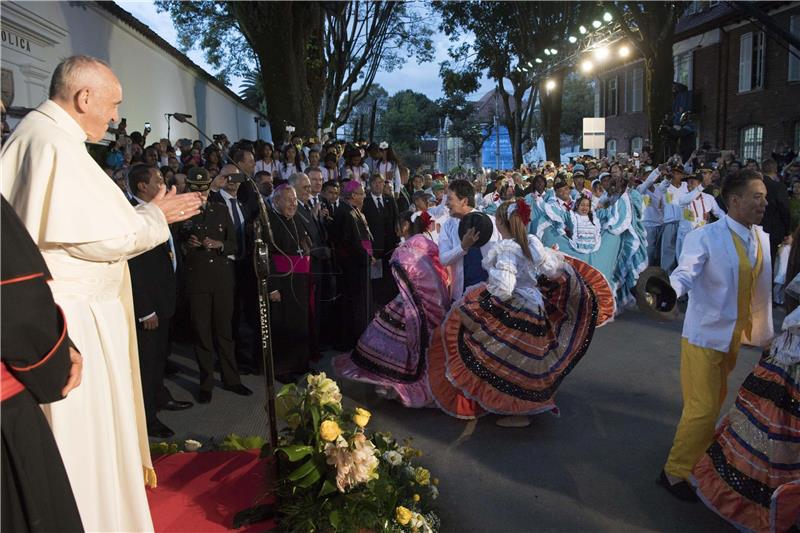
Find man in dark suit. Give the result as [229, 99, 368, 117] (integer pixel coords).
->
[127, 165, 192, 438]
[332, 181, 373, 350]
[179, 168, 252, 404]
[210, 163, 261, 375]
[292, 171, 335, 355]
[362, 172, 400, 308]
[760, 158, 791, 264]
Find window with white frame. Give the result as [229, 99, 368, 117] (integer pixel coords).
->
[630, 137, 643, 155]
[740, 125, 763, 161]
[790, 15, 800, 82]
[605, 77, 618, 116]
[673, 51, 693, 90]
[625, 66, 644, 113]
[606, 139, 617, 157]
[739, 31, 765, 92]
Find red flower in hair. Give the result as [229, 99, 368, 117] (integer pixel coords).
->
[514, 198, 531, 226]
[420, 210, 434, 232]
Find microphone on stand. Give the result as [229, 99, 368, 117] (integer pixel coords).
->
[170, 113, 193, 123]
[170, 113, 279, 451]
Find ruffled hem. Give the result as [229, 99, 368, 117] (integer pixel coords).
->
[333, 353, 432, 408]
[427, 274, 597, 417]
[563, 255, 616, 327]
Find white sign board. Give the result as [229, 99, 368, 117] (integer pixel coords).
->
[582, 117, 605, 149]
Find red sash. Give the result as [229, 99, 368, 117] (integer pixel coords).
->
[1, 364, 24, 401]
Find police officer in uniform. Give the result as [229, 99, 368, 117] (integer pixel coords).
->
[178, 168, 252, 404]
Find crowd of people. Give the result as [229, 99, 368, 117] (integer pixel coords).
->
[2, 54, 800, 533]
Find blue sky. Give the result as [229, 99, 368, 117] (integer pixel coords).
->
[115, 0, 495, 102]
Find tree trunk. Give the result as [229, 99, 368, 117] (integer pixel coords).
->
[540, 69, 566, 162]
[645, 45, 675, 163]
[232, 3, 324, 143]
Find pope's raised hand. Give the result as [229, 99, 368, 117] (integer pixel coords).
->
[152, 185, 202, 223]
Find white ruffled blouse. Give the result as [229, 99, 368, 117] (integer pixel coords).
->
[481, 235, 565, 308]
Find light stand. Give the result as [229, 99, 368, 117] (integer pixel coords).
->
[172, 116, 279, 450]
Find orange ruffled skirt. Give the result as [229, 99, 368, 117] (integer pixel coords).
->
[693, 355, 800, 533]
[427, 257, 613, 419]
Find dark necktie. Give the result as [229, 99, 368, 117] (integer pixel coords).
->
[230, 198, 244, 258]
[377, 196, 383, 212]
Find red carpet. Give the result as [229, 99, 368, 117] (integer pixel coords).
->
[146, 451, 277, 532]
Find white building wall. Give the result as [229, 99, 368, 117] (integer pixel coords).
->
[1, 1, 270, 144]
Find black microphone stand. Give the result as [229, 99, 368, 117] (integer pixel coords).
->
[172, 117, 279, 451]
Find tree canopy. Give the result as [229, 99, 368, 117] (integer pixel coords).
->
[381, 90, 440, 152]
[155, 1, 433, 141]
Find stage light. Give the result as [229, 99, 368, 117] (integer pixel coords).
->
[568, 36, 577, 44]
[594, 46, 610, 61]
[581, 60, 594, 73]
[544, 49, 551, 56]
[550, 48, 558, 55]
[579, 25, 587, 34]
[592, 20, 602, 28]
[603, 12, 613, 22]
[618, 45, 630, 58]
[545, 79, 556, 91]
[535, 58, 543, 64]
[527, 61, 533, 67]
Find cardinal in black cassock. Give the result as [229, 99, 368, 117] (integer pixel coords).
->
[268, 185, 312, 381]
[1, 196, 84, 532]
[332, 181, 374, 350]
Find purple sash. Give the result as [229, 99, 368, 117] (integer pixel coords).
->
[273, 255, 310, 274]
[360, 240, 373, 256]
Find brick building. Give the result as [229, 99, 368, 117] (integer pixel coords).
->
[594, 1, 800, 161]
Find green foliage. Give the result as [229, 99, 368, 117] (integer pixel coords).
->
[154, 1, 256, 85]
[560, 74, 594, 138]
[382, 90, 440, 153]
[437, 92, 487, 155]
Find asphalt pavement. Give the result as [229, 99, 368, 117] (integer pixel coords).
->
[158, 308, 784, 532]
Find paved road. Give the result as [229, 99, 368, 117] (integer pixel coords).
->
[159, 308, 781, 532]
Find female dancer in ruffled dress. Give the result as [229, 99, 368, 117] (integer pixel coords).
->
[427, 199, 614, 427]
[334, 211, 450, 407]
[692, 272, 800, 532]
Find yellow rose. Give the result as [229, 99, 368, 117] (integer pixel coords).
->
[319, 420, 342, 442]
[395, 506, 412, 526]
[414, 467, 430, 486]
[352, 407, 371, 428]
[413, 493, 421, 502]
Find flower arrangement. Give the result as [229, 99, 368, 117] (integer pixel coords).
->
[275, 372, 440, 532]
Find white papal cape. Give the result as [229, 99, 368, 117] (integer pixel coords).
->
[1, 100, 167, 532]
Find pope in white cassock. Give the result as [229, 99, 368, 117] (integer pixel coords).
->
[1, 56, 201, 531]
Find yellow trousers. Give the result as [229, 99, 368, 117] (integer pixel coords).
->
[663, 336, 741, 480]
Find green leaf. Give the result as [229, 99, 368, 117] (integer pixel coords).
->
[277, 444, 314, 462]
[295, 467, 321, 488]
[319, 479, 337, 497]
[310, 405, 321, 433]
[286, 458, 318, 482]
[329, 509, 341, 528]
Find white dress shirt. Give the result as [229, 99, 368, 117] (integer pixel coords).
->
[660, 181, 688, 223]
[219, 189, 244, 259]
[438, 209, 500, 300]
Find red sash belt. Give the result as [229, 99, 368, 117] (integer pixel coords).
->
[1, 364, 24, 401]
[273, 255, 311, 274]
